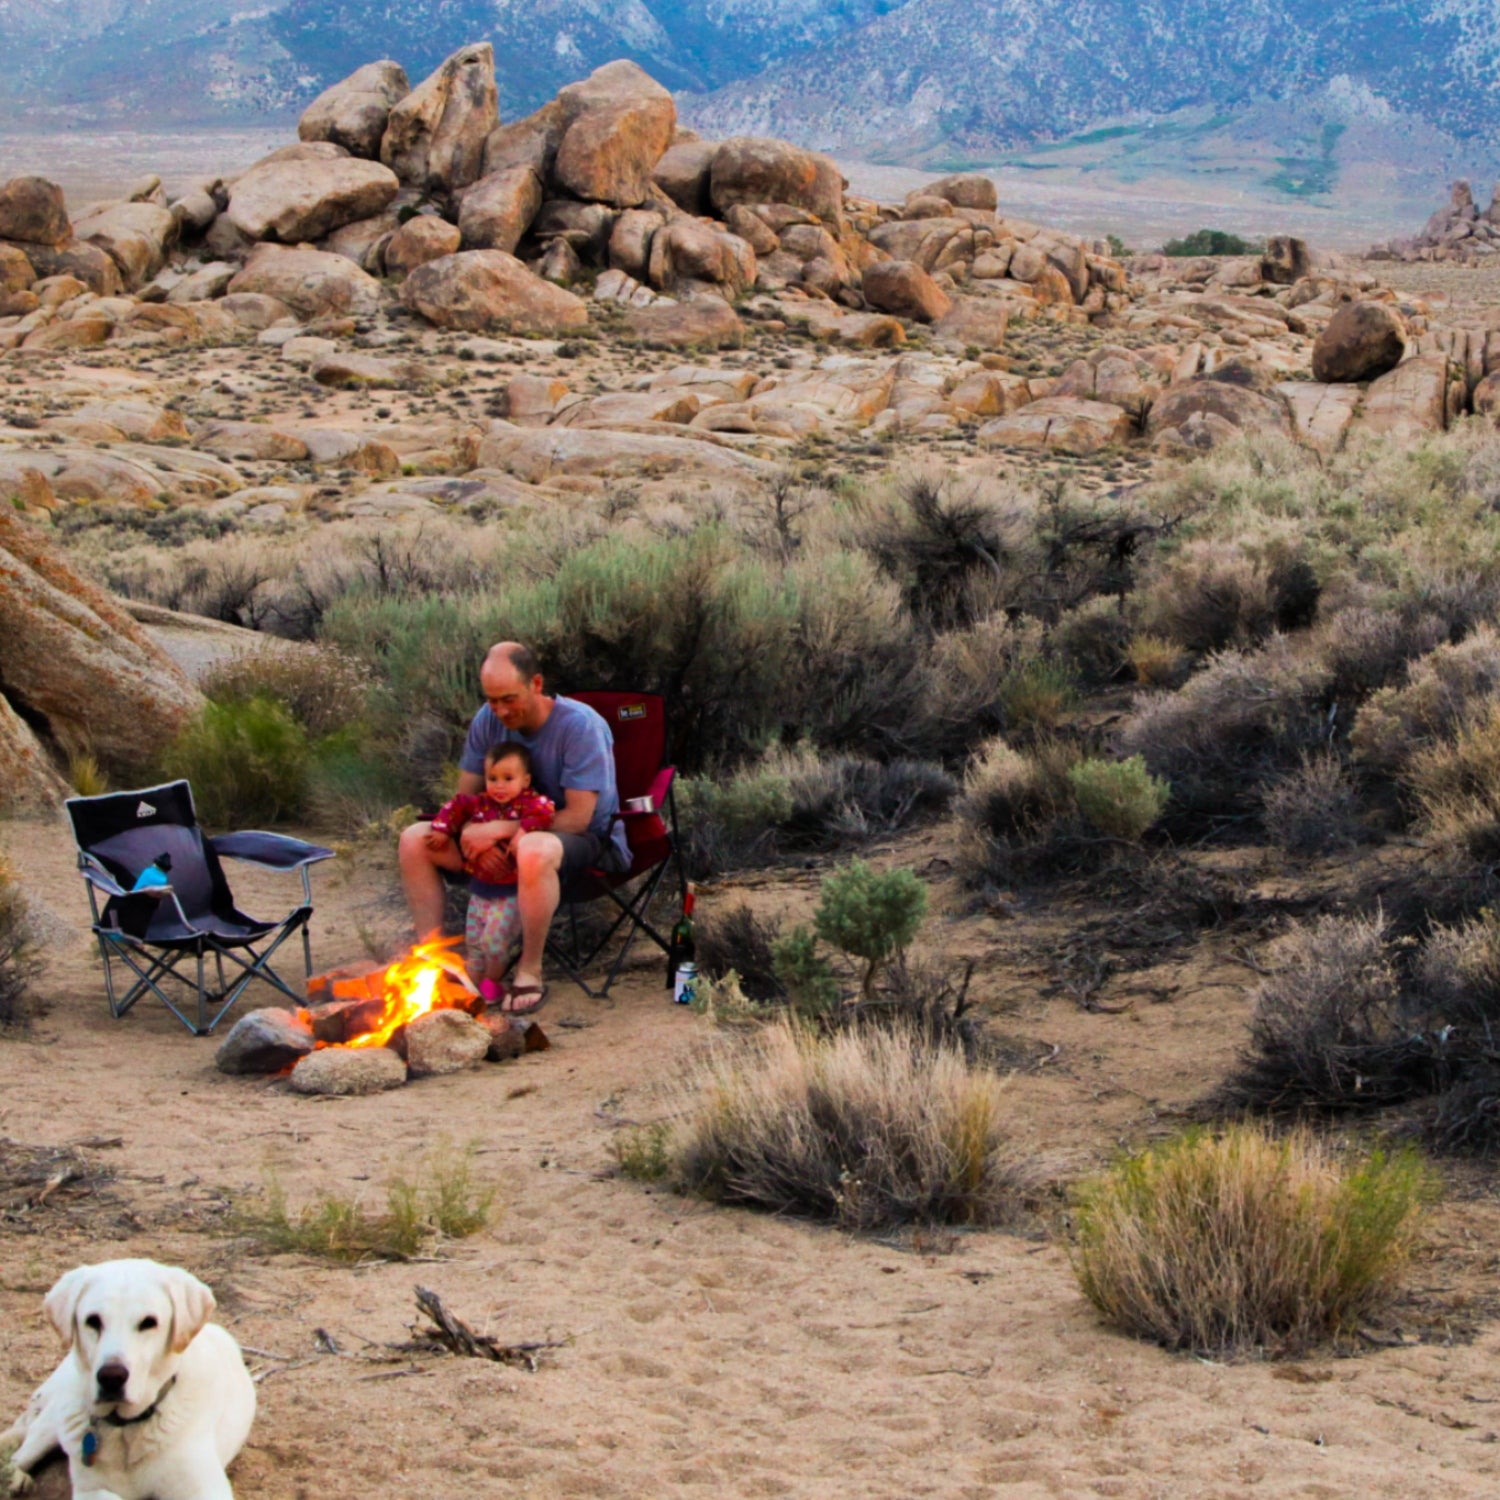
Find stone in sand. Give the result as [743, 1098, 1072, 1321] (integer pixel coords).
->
[289, 1046, 408, 1095]
[215, 1008, 315, 1075]
[405, 1008, 491, 1077]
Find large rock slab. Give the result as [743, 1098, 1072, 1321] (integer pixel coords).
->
[1312, 300, 1407, 383]
[652, 140, 715, 214]
[401, 249, 588, 334]
[381, 42, 497, 195]
[13, 240, 123, 297]
[625, 299, 743, 349]
[647, 219, 755, 297]
[926, 173, 997, 212]
[73, 201, 177, 290]
[1277, 381, 1362, 455]
[215, 1008, 315, 1074]
[405, 1008, 491, 1077]
[299, 61, 410, 159]
[477, 425, 776, 484]
[482, 100, 565, 181]
[979, 396, 1130, 454]
[383, 215, 461, 277]
[0, 692, 67, 813]
[709, 138, 845, 225]
[0, 177, 70, 246]
[862, 260, 951, 322]
[1051, 345, 1172, 411]
[1148, 378, 1292, 451]
[0, 508, 202, 773]
[458, 166, 543, 253]
[228, 245, 383, 320]
[0, 244, 35, 294]
[932, 297, 1009, 349]
[1350, 353, 1450, 440]
[289, 1045, 407, 1095]
[227, 152, 400, 243]
[552, 61, 676, 209]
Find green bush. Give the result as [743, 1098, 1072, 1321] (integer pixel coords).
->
[1067, 756, 1168, 841]
[161, 696, 309, 826]
[771, 924, 841, 1017]
[202, 645, 372, 738]
[1073, 1125, 1429, 1354]
[814, 860, 928, 998]
[1162, 228, 1262, 257]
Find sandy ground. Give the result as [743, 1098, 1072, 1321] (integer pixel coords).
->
[5, 810, 1500, 1499]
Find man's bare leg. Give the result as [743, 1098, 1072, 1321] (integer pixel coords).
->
[397, 821, 464, 938]
[513, 831, 564, 989]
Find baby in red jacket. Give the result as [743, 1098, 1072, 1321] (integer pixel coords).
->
[426, 742, 555, 999]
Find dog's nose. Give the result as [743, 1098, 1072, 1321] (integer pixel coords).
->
[97, 1363, 129, 1399]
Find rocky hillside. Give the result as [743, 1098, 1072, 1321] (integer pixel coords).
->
[7, 0, 1500, 178]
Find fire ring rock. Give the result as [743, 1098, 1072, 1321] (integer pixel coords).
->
[405, 1008, 492, 1077]
[215, 1008, 315, 1075]
[289, 1045, 408, 1095]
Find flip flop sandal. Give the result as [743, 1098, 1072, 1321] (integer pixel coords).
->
[503, 983, 549, 1016]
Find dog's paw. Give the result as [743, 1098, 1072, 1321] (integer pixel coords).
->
[5, 1466, 33, 1497]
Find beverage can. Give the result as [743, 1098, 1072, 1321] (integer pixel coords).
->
[673, 961, 698, 1006]
[625, 796, 655, 813]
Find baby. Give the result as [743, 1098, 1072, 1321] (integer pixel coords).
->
[426, 742, 555, 1003]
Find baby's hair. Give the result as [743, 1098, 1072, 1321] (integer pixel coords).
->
[485, 741, 534, 777]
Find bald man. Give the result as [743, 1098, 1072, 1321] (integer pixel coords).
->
[398, 643, 628, 1011]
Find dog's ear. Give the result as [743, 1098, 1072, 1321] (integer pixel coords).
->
[43, 1266, 92, 1350]
[163, 1268, 215, 1354]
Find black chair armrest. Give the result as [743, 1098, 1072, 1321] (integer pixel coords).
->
[211, 832, 336, 870]
[78, 853, 128, 898]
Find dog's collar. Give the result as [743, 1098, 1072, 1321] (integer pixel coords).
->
[99, 1376, 178, 1429]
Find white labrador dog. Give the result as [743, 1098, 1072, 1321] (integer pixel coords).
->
[3, 1259, 256, 1500]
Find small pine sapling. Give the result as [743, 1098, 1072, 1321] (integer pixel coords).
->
[813, 860, 929, 999]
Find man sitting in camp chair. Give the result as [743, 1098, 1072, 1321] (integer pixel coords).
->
[398, 642, 629, 1012]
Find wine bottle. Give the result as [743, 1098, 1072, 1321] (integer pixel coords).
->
[666, 887, 696, 989]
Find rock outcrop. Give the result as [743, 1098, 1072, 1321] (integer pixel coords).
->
[227, 147, 400, 243]
[381, 43, 497, 196]
[400, 250, 589, 334]
[552, 62, 676, 209]
[299, 61, 410, 159]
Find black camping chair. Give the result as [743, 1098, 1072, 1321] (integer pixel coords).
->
[66, 781, 334, 1036]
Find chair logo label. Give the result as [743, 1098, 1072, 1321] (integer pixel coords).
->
[136, 801, 156, 817]
[618, 705, 647, 720]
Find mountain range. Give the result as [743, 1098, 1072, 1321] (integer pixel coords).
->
[3, 0, 1499, 188]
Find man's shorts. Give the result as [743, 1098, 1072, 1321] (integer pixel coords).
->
[556, 830, 626, 886]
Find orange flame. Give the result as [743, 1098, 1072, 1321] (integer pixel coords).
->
[345, 934, 477, 1049]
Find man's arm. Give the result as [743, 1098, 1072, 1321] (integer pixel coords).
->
[551, 789, 598, 836]
[455, 770, 484, 796]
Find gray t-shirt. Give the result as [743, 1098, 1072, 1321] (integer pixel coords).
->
[459, 696, 629, 869]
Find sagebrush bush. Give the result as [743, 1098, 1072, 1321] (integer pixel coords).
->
[203, 645, 373, 738]
[675, 1020, 1034, 1230]
[956, 735, 1087, 885]
[0, 859, 41, 1029]
[162, 696, 309, 826]
[1073, 1125, 1429, 1354]
[1118, 639, 1330, 819]
[696, 904, 787, 1004]
[1311, 603, 1446, 704]
[1067, 756, 1168, 840]
[1124, 632, 1187, 686]
[1053, 597, 1131, 686]
[1224, 913, 1421, 1111]
[1416, 908, 1500, 1034]
[771, 925, 842, 1017]
[1351, 625, 1500, 776]
[1262, 753, 1363, 856]
[1407, 700, 1500, 862]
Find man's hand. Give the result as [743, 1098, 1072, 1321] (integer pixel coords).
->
[458, 820, 512, 860]
[424, 828, 451, 853]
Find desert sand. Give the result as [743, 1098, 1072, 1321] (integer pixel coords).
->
[5, 806, 1500, 1500]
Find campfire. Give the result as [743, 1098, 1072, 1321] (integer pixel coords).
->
[307, 935, 483, 1049]
[214, 935, 547, 1094]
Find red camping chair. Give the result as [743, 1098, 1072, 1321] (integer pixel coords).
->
[547, 690, 687, 998]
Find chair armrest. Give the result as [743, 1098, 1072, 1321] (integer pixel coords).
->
[645, 766, 675, 809]
[211, 832, 336, 870]
[78, 853, 128, 898]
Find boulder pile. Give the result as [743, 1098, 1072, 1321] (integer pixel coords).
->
[1370, 180, 1500, 265]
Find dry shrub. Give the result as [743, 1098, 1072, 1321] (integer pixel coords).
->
[1224, 913, 1425, 1111]
[1053, 597, 1131, 686]
[1417, 909, 1500, 1035]
[1124, 632, 1187, 686]
[1407, 700, 1500, 863]
[203, 646, 372, 738]
[956, 735, 1094, 885]
[1073, 1125, 1430, 1355]
[1133, 537, 1317, 656]
[1311, 603, 1446, 704]
[1351, 625, 1500, 776]
[0, 860, 41, 1029]
[675, 1020, 1034, 1231]
[1117, 639, 1329, 818]
[696, 903, 786, 1004]
[1262, 753, 1363, 856]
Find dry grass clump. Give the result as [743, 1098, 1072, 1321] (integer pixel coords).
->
[0, 859, 41, 1029]
[239, 1144, 496, 1261]
[675, 1020, 1035, 1231]
[1073, 1124, 1430, 1355]
[1262, 753, 1363, 856]
[203, 645, 373, 738]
